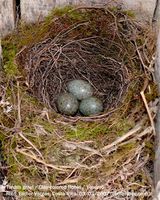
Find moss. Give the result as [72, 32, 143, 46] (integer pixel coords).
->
[65, 117, 135, 143]
[15, 22, 50, 47]
[145, 82, 158, 101]
[32, 117, 56, 134]
[109, 6, 135, 18]
[79, 142, 137, 185]
[0, 116, 15, 130]
[51, 6, 74, 17]
[2, 41, 19, 77]
[0, 132, 5, 141]
[114, 118, 135, 136]
[47, 6, 87, 21]
[22, 93, 41, 106]
[145, 141, 154, 158]
[145, 141, 153, 149]
[65, 122, 109, 141]
[122, 10, 135, 18]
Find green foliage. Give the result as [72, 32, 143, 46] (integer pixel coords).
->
[2, 41, 18, 77]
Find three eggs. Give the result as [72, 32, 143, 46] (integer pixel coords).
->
[56, 80, 103, 116]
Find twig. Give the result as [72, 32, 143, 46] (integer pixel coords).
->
[18, 131, 44, 159]
[119, 126, 153, 146]
[135, 41, 150, 73]
[63, 107, 120, 122]
[63, 141, 102, 155]
[63, 152, 104, 182]
[57, 178, 80, 185]
[140, 79, 156, 135]
[101, 123, 142, 153]
[15, 148, 70, 172]
[16, 81, 21, 126]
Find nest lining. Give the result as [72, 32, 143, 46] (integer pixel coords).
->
[20, 39, 129, 116]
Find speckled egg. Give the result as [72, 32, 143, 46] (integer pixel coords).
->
[79, 96, 103, 116]
[56, 93, 79, 116]
[67, 79, 93, 100]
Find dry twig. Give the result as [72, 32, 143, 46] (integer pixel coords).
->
[101, 123, 142, 153]
[140, 79, 156, 135]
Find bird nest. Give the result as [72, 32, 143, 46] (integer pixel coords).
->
[1, 6, 156, 199]
[16, 7, 143, 119]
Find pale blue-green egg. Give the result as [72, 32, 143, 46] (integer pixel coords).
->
[79, 96, 103, 116]
[56, 93, 79, 116]
[67, 79, 93, 100]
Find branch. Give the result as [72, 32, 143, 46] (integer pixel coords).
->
[101, 123, 142, 153]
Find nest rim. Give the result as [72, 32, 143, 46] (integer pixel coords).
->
[15, 7, 143, 122]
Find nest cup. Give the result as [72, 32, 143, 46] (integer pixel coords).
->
[16, 8, 131, 119]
